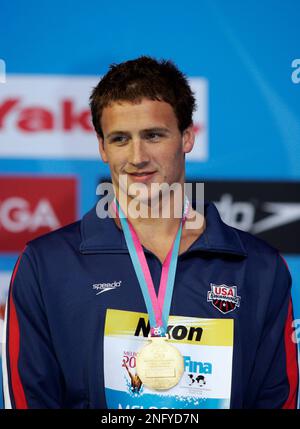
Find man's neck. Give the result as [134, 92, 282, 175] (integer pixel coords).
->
[109, 192, 206, 264]
[112, 192, 185, 238]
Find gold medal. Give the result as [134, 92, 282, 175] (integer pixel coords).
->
[136, 336, 184, 390]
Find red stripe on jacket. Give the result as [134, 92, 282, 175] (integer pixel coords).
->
[8, 254, 28, 409]
[283, 299, 299, 409]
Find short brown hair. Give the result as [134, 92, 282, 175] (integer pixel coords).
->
[89, 56, 196, 138]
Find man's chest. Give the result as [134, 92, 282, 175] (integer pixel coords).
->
[45, 252, 258, 409]
[46, 252, 249, 340]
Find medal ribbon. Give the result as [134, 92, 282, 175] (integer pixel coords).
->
[112, 196, 189, 337]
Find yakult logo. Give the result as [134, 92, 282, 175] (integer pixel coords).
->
[0, 98, 92, 132]
[0, 76, 207, 161]
[0, 176, 77, 252]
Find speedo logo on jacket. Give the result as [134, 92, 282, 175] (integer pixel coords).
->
[92, 281, 122, 294]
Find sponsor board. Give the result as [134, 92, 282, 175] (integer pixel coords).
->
[0, 76, 208, 161]
[187, 180, 300, 254]
[0, 176, 78, 252]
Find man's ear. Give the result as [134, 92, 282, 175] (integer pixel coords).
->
[182, 125, 195, 154]
[97, 135, 108, 163]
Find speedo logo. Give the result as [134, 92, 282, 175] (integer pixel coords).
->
[134, 317, 203, 342]
[92, 280, 122, 295]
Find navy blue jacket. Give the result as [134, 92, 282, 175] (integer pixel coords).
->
[2, 202, 299, 408]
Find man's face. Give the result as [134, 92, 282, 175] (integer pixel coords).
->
[98, 98, 195, 204]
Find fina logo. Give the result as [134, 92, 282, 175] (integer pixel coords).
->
[184, 356, 212, 374]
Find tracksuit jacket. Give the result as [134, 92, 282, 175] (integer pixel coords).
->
[2, 202, 299, 408]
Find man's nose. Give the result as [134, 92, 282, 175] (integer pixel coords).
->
[128, 139, 149, 167]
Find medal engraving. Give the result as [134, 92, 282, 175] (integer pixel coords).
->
[136, 337, 184, 390]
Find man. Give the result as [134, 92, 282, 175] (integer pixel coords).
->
[2, 57, 299, 409]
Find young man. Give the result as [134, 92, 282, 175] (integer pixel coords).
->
[2, 57, 299, 409]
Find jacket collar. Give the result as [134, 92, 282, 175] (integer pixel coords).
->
[79, 201, 247, 257]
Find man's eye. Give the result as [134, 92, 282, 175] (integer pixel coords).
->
[146, 133, 162, 141]
[111, 136, 127, 144]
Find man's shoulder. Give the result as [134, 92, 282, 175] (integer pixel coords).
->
[23, 203, 114, 259]
[223, 222, 290, 282]
[25, 219, 82, 255]
[205, 201, 280, 260]
[232, 225, 279, 258]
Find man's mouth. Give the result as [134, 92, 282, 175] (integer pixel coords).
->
[126, 171, 156, 181]
[129, 172, 155, 176]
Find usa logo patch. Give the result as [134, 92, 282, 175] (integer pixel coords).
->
[207, 283, 241, 314]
